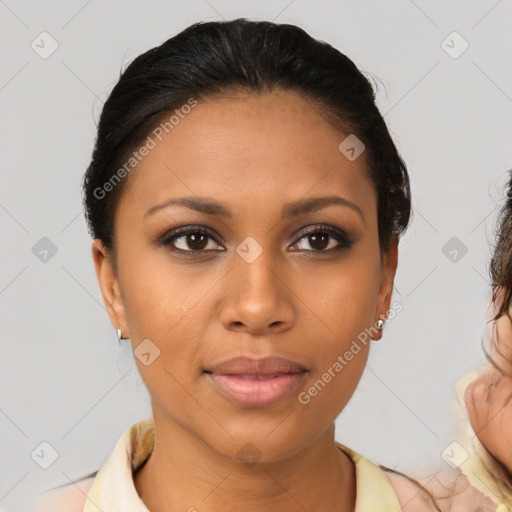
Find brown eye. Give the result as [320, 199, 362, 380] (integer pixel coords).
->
[182, 233, 209, 250]
[307, 233, 330, 251]
[289, 225, 353, 252]
[160, 226, 225, 253]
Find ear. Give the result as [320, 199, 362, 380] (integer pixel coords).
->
[373, 237, 399, 341]
[91, 239, 129, 337]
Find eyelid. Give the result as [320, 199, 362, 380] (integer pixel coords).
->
[294, 223, 352, 241]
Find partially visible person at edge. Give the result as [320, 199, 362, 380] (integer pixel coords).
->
[439, 170, 512, 512]
[34, 18, 496, 512]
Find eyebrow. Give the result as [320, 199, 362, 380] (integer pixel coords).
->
[144, 195, 364, 222]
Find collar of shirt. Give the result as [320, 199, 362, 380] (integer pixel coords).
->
[83, 417, 402, 512]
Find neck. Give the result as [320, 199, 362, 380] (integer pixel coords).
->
[134, 412, 356, 512]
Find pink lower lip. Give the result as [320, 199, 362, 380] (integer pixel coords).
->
[206, 372, 306, 408]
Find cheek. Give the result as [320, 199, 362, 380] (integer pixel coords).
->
[294, 267, 377, 412]
[313, 278, 376, 367]
[305, 249, 381, 323]
[117, 251, 217, 396]
[481, 410, 512, 472]
[119, 246, 215, 336]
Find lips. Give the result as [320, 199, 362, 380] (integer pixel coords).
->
[206, 356, 307, 376]
[204, 356, 308, 408]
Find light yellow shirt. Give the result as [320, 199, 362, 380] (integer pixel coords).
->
[36, 411, 504, 512]
[73, 417, 405, 512]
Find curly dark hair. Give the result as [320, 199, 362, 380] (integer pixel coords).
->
[488, 170, 512, 373]
[491, 171, 512, 317]
[82, 18, 411, 263]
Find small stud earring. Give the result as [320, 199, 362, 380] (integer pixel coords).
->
[117, 328, 127, 343]
[376, 319, 385, 330]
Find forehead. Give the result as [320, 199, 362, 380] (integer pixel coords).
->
[118, 90, 376, 219]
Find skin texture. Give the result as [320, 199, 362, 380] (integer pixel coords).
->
[92, 89, 398, 512]
[466, 307, 512, 475]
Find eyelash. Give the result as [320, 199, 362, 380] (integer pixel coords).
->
[158, 224, 354, 255]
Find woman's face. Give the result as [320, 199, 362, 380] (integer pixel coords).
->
[466, 309, 512, 474]
[93, 89, 397, 462]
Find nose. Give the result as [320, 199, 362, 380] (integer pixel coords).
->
[219, 247, 296, 336]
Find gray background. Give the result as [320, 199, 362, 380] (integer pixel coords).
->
[1, 0, 511, 510]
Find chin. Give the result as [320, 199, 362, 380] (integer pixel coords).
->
[205, 427, 309, 465]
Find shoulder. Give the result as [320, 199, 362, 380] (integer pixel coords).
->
[33, 475, 96, 512]
[385, 468, 497, 512]
[383, 470, 440, 511]
[338, 443, 439, 510]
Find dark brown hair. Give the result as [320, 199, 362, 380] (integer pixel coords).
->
[488, 170, 512, 374]
[82, 18, 411, 263]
